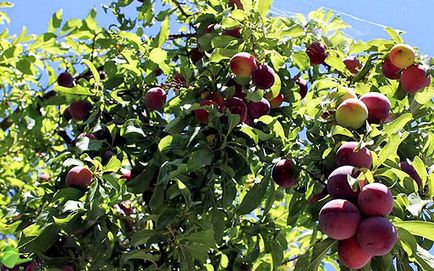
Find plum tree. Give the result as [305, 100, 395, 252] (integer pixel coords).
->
[1, 1, 434, 270]
[65, 166, 93, 189]
[272, 159, 297, 188]
[247, 98, 270, 119]
[343, 56, 362, 74]
[401, 64, 431, 94]
[57, 72, 75, 88]
[358, 183, 393, 216]
[389, 44, 416, 69]
[327, 165, 363, 201]
[252, 64, 275, 89]
[335, 141, 373, 169]
[360, 92, 391, 123]
[318, 199, 361, 240]
[335, 98, 368, 129]
[144, 87, 167, 110]
[338, 236, 371, 269]
[306, 42, 328, 65]
[230, 52, 257, 78]
[357, 216, 398, 256]
[382, 57, 402, 79]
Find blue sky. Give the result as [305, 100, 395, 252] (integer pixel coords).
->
[3, 0, 434, 56]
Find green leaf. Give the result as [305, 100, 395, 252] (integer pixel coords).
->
[382, 113, 412, 135]
[412, 156, 427, 188]
[385, 27, 404, 43]
[48, 9, 63, 33]
[149, 47, 167, 64]
[157, 17, 170, 46]
[371, 254, 393, 271]
[82, 59, 100, 83]
[158, 135, 173, 152]
[131, 230, 155, 247]
[120, 250, 158, 266]
[157, 208, 178, 229]
[54, 85, 94, 95]
[394, 221, 434, 242]
[270, 73, 282, 98]
[376, 132, 408, 168]
[294, 238, 337, 271]
[102, 156, 121, 173]
[325, 55, 346, 73]
[0, 247, 20, 268]
[236, 178, 269, 215]
[256, 0, 272, 17]
[415, 245, 434, 271]
[240, 125, 259, 144]
[291, 51, 310, 71]
[397, 227, 417, 257]
[331, 125, 354, 138]
[187, 149, 213, 171]
[181, 229, 215, 248]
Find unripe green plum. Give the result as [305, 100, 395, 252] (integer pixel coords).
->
[338, 236, 371, 269]
[358, 183, 393, 216]
[336, 98, 368, 129]
[357, 216, 398, 256]
[319, 199, 361, 240]
[334, 87, 357, 105]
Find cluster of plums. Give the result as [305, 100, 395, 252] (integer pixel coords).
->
[335, 89, 391, 130]
[382, 44, 431, 94]
[304, 42, 431, 131]
[319, 142, 397, 269]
